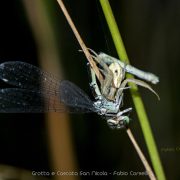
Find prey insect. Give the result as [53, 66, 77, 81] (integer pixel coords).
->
[87, 49, 159, 129]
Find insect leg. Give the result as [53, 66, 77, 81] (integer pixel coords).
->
[117, 107, 132, 117]
[92, 54, 115, 98]
[88, 64, 102, 100]
[118, 78, 160, 100]
[98, 53, 159, 84]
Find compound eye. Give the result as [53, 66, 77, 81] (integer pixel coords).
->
[123, 116, 130, 125]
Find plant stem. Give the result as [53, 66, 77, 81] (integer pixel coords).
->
[56, 0, 103, 82]
[126, 129, 156, 180]
[99, 0, 166, 180]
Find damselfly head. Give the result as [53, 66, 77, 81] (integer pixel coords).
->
[107, 115, 131, 129]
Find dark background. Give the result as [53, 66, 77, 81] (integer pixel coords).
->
[0, 0, 179, 180]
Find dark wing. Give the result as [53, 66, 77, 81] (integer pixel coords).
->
[59, 80, 96, 113]
[0, 88, 54, 113]
[0, 61, 60, 93]
[0, 87, 96, 113]
[0, 61, 96, 113]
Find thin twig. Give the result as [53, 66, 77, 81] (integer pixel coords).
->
[126, 128, 156, 180]
[56, 0, 103, 82]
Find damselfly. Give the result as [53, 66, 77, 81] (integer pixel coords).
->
[86, 50, 159, 128]
[0, 52, 159, 129]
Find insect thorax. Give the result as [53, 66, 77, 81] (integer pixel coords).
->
[93, 97, 120, 115]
